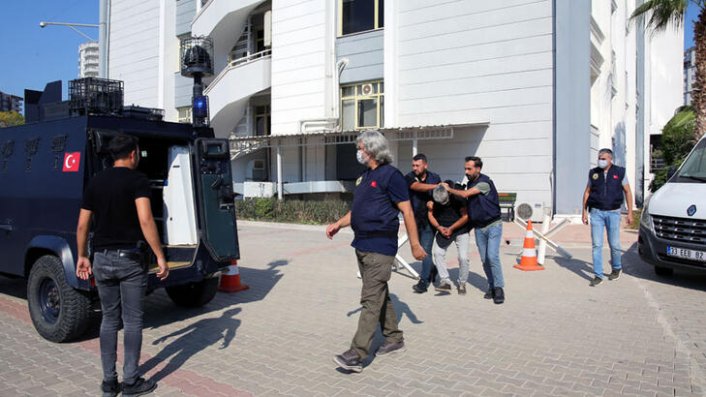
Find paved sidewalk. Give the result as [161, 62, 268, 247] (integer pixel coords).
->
[0, 220, 704, 396]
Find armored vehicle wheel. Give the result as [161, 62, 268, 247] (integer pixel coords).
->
[27, 255, 92, 342]
[654, 266, 674, 277]
[165, 277, 219, 308]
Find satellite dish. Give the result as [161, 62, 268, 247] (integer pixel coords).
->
[516, 203, 533, 221]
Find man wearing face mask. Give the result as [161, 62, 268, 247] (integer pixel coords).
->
[405, 154, 441, 293]
[444, 156, 505, 304]
[327, 130, 426, 373]
[582, 148, 633, 287]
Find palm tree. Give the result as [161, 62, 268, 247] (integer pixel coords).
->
[631, 0, 704, 138]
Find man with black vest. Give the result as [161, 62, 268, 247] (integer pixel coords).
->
[444, 156, 505, 304]
[582, 148, 633, 287]
[405, 153, 441, 294]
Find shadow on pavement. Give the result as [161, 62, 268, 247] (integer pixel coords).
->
[0, 275, 27, 300]
[622, 243, 706, 292]
[553, 255, 594, 281]
[141, 307, 242, 382]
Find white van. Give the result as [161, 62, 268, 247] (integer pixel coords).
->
[639, 135, 706, 276]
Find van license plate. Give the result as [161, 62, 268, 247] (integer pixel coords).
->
[666, 246, 706, 262]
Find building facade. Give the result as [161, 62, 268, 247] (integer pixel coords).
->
[107, 0, 683, 219]
[78, 42, 100, 78]
[684, 46, 696, 106]
[0, 91, 23, 113]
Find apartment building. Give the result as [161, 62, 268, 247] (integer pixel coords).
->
[0, 91, 23, 113]
[684, 46, 696, 106]
[78, 41, 100, 78]
[107, 0, 682, 219]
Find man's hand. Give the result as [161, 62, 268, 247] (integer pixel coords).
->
[438, 226, 451, 238]
[411, 243, 427, 260]
[156, 257, 169, 280]
[326, 223, 340, 239]
[582, 210, 589, 225]
[76, 257, 92, 280]
[626, 211, 633, 226]
[441, 182, 451, 191]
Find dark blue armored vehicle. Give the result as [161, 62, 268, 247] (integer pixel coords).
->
[0, 79, 239, 342]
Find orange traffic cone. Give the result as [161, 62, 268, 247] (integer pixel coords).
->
[514, 220, 544, 271]
[219, 260, 250, 292]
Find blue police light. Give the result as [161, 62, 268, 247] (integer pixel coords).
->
[193, 95, 209, 119]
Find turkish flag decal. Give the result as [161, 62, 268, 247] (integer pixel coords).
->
[63, 152, 81, 172]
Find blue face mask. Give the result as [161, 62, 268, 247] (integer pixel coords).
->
[598, 159, 609, 169]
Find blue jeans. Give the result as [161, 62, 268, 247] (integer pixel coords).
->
[590, 208, 622, 278]
[417, 221, 436, 284]
[93, 251, 148, 384]
[475, 222, 504, 289]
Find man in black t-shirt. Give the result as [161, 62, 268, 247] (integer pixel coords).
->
[76, 134, 168, 397]
[428, 184, 470, 294]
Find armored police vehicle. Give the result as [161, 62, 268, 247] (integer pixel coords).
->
[0, 78, 239, 342]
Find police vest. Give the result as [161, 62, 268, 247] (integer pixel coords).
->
[350, 164, 402, 239]
[466, 174, 501, 228]
[587, 165, 625, 211]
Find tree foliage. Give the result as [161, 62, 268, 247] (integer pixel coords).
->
[650, 107, 698, 191]
[0, 111, 24, 128]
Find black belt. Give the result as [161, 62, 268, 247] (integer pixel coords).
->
[101, 249, 144, 262]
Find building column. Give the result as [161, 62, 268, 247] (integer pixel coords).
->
[276, 142, 283, 201]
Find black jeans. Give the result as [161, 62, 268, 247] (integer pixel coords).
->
[93, 251, 148, 384]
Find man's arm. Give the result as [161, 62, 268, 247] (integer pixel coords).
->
[326, 211, 351, 239]
[75, 209, 93, 280]
[409, 180, 438, 193]
[581, 185, 591, 225]
[397, 200, 426, 260]
[448, 206, 469, 234]
[136, 197, 169, 280]
[623, 183, 634, 225]
[443, 183, 482, 199]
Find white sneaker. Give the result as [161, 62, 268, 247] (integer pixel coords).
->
[435, 278, 452, 291]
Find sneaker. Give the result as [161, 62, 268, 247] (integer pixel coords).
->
[376, 340, 406, 356]
[122, 377, 157, 397]
[101, 379, 121, 397]
[483, 289, 494, 299]
[435, 279, 452, 291]
[457, 283, 467, 295]
[590, 276, 604, 287]
[608, 269, 621, 280]
[412, 280, 428, 293]
[333, 349, 363, 373]
[492, 287, 505, 304]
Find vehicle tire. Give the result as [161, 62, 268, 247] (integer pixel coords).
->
[165, 277, 219, 308]
[27, 255, 92, 343]
[654, 266, 674, 277]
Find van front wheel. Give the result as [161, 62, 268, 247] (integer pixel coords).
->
[27, 255, 92, 342]
[165, 277, 219, 307]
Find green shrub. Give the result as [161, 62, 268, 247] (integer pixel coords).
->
[236, 198, 350, 224]
[650, 107, 697, 192]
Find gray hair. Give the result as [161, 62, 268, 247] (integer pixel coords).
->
[357, 130, 393, 164]
[598, 148, 613, 158]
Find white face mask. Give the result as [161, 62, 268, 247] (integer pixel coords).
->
[598, 159, 609, 169]
[356, 150, 368, 165]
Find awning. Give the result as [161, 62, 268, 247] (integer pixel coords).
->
[229, 122, 489, 160]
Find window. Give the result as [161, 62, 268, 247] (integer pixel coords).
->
[341, 81, 384, 130]
[254, 105, 271, 136]
[177, 107, 192, 123]
[339, 0, 383, 36]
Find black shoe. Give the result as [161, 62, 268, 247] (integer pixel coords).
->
[376, 340, 406, 356]
[101, 379, 121, 397]
[590, 276, 604, 287]
[608, 269, 621, 280]
[457, 283, 467, 295]
[483, 289, 494, 299]
[412, 280, 428, 293]
[493, 287, 505, 304]
[333, 349, 363, 372]
[122, 377, 157, 397]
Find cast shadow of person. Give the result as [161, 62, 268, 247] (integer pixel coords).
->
[140, 307, 241, 382]
[553, 255, 594, 281]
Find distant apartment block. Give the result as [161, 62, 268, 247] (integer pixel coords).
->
[684, 46, 696, 105]
[0, 91, 23, 113]
[107, 0, 683, 217]
[79, 41, 100, 78]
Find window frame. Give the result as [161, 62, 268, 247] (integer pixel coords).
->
[338, 0, 383, 37]
[340, 81, 384, 131]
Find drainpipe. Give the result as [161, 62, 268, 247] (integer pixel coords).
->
[298, 58, 349, 133]
[99, 0, 110, 78]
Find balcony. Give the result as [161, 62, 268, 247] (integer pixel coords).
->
[204, 50, 271, 138]
[192, 0, 266, 72]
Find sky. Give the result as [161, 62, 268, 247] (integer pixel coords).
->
[0, 1, 700, 101]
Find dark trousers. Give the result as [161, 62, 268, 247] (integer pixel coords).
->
[93, 251, 148, 384]
[351, 250, 403, 359]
